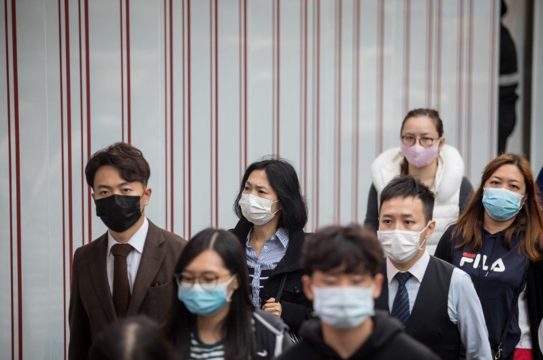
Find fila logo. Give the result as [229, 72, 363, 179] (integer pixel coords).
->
[459, 252, 505, 272]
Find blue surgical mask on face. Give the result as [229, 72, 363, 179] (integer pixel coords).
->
[482, 187, 524, 221]
[178, 277, 235, 316]
[312, 286, 375, 329]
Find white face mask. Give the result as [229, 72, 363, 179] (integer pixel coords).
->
[377, 223, 430, 264]
[312, 286, 375, 329]
[238, 193, 279, 226]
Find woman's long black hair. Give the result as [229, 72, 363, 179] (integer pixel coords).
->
[170, 228, 256, 360]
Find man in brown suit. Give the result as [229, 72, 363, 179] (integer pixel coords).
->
[69, 142, 186, 360]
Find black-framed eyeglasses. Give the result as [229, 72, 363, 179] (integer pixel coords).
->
[173, 273, 235, 292]
[401, 135, 439, 148]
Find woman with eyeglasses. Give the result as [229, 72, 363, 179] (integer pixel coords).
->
[231, 158, 311, 336]
[364, 108, 473, 254]
[435, 154, 543, 360]
[170, 228, 292, 360]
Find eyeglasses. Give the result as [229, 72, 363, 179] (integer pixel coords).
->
[401, 135, 439, 148]
[173, 273, 235, 291]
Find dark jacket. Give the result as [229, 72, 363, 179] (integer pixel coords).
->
[69, 220, 186, 360]
[277, 311, 439, 360]
[231, 218, 312, 334]
[436, 226, 543, 360]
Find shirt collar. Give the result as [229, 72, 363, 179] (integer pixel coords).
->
[107, 217, 149, 255]
[386, 250, 430, 283]
[245, 227, 289, 248]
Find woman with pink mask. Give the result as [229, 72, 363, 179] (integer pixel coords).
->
[364, 108, 473, 254]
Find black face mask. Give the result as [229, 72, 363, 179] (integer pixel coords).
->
[95, 195, 142, 232]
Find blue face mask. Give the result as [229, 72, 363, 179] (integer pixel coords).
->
[178, 277, 235, 316]
[312, 286, 375, 329]
[482, 187, 524, 221]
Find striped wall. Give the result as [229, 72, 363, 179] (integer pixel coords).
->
[1, 0, 498, 359]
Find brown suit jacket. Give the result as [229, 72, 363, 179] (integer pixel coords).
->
[68, 220, 186, 360]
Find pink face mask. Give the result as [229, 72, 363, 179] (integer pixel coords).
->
[400, 143, 439, 168]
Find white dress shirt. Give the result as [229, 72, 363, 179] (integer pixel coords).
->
[106, 217, 148, 294]
[386, 251, 492, 360]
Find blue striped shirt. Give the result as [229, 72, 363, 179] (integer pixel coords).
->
[245, 227, 289, 308]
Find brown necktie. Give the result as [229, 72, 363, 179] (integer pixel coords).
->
[111, 243, 133, 318]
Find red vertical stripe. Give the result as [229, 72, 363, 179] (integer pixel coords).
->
[436, 0, 442, 111]
[334, 0, 342, 222]
[78, 0, 86, 248]
[120, 0, 125, 142]
[163, 0, 168, 230]
[169, 0, 174, 232]
[302, 0, 307, 198]
[125, 0, 132, 144]
[64, 0, 74, 277]
[403, 0, 410, 114]
[4, 0, 15, 357]
[214, 0, 219, 226]
[456, 0, 464, 151]
[376, 0, 384, 153]
[243, 0, 247, 170]
[238, 0, 242, 178]
[299, 0, 308, 197]
[272, 0, 280, 156]
[489, 0, 497, 157]
[272, 0, 276, 155]
[56, 8, 66, 358]
[426, 0, 433, 106]
[352, 0, 360, 222]
[85, 0, 92, 244]
[313, 0, 320, 228]
[10, 0, 23, 357]
[187, 0, 192, 238]
[209, 0, 214, 225]
[238, 0, 247, 176]
[182, 0, 186, 238]
[466, 0, 473, 177]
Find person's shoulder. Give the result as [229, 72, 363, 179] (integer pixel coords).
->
[431, 255, 457, 270]
[390, 332, 440, 360]
[275, 341, 316, 360]
[73, 232, 107, 259]
[371, 147, 403, 171]
[148, 221, 186, 249]
[450, 267, 477, 292]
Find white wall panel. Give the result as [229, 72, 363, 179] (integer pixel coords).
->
[0, 0, 501, 358]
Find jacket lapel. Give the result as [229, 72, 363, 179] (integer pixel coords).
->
[269, 228, 304, 276]
[127, 222, 166, 315]
[88, 233, 116, 321]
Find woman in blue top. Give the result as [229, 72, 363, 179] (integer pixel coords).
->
[435, 153, 543, 360]
[231, 158, 312, 335]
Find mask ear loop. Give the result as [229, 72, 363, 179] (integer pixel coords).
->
[417, 221, 432, 250]
[225, 275, 237, 302]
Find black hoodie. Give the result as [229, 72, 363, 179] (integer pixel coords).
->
[277, 311, 439, 360]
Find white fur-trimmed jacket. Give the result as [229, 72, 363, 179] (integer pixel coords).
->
[364, 144, 473, 254]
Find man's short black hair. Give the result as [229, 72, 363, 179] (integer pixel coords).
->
[302, 224, 384, 277]
[85, 142, 151, 188]
[379, 175, 435, 223]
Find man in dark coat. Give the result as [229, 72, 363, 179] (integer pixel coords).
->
[69, 143, 186, 360]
